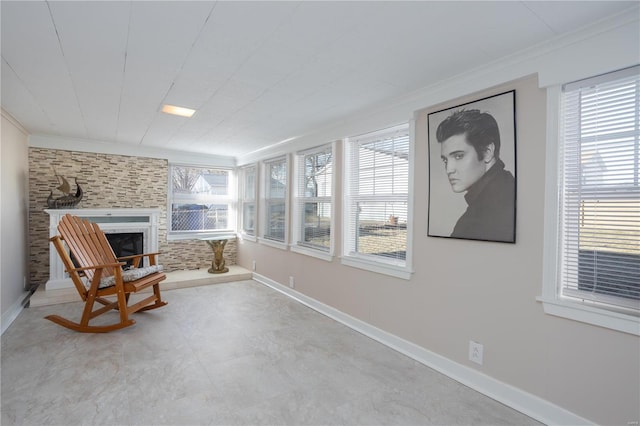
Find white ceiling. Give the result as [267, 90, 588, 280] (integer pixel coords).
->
[1, 1, 636, 160]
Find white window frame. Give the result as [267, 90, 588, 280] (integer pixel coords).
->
[167, 164, 236, 241]
[259, 155, 289, 250]
[291, 142, 335, 261]
[539, 69, 640, 336]
[238, 164, 258, 242]
[342, 122, 414, 280]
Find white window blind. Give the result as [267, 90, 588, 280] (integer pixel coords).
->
[345, 123, 409, 266]
[263, 157, 287, 242]
[560, 65, 640, 313]
[295, 145, 333, 252]
[240, 165, 257, 236]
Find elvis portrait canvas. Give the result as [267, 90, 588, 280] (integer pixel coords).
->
[427, 90, 517, 243]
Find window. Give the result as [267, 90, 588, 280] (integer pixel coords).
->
[168, 165, 234, 238]
[541, 66, 640, 335]
[261, 156, 288, 246]
[343, 123, 412, 278]
[239, 164, 257, 239]
[293, 144, 334, 259]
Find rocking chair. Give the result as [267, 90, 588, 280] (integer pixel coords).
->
[46, 214, 167, 333]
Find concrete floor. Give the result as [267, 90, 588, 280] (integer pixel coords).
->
[2, 279, 540, 425]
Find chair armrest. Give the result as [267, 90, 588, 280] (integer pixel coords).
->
[117, 252, 161, 268]
[71, 262, 125, 272]
[117, 252, 160, 261]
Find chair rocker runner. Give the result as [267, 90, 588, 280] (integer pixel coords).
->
[46, 214, 167, 332]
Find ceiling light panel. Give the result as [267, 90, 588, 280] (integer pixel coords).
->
[161, 104, 196, 118]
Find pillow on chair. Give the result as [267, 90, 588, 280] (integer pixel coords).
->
[98, 265, 164, 289]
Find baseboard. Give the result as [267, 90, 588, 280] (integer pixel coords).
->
[252, 272, 592, 426]
[1, 292, 28, 335]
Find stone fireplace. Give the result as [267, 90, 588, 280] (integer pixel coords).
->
[45, 208, 160, 290]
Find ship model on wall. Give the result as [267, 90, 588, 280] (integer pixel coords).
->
[47, 171, 83, 209]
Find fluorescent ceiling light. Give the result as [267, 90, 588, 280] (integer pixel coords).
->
[161, 104, 195, 118]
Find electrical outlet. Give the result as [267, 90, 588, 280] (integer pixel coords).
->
[469, 340, 483, 365]
[252, 260, 256, 271]
[289, 276, 295, 288]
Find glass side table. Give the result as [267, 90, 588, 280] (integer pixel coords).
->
[200, 235, 234, 274]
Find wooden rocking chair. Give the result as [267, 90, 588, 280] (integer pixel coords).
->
[46, 214, 167, 333]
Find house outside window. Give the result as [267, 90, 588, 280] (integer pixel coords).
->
[343, 123, 413, 279]
[292, 143, 334, 259]
[541, 66, 640, 335]
[239, 164, 257, 239]
[261, 156, 288, 246]
[168, 165, 235, 239]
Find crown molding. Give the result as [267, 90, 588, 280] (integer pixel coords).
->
[1, 108, 29, 136]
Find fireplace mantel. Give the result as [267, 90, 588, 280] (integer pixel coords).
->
[45, 208, 161, 290]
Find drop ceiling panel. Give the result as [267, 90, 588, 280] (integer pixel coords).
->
[456, 2, 555, 59]
[523, 1, 635, 34]
[194, 1, 299, 62]
[1, 59, 51, 133]
[1, 1, 85, 137]
[266, 2, 361, 54]
[162, 75, 226, 112]
[48, 1, 130, 142]
[176, 51, 239, 95]
[117, 1, 214, 145]
[233, 46, 307, 88]
[140, 113, 189, 147]
[214, 78, 266, 105]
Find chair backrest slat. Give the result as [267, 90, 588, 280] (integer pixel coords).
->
[58, 216, 95, 280]
[61, 215, 101, 281]
[80, 219, 109, 265]
[90, 221, 118, 264]
[58, 214, 119, 282]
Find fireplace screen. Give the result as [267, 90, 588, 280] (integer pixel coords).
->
[70, 232, 144, 270]
[106, 232, 144, 267]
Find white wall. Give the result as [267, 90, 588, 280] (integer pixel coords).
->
[236, 12, 640, 426]
[1, 109, 30, 333]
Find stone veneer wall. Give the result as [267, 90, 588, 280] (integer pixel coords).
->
[28, 147, 236, 287]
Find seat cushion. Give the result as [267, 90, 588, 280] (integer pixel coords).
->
[98, 265, 164, 289]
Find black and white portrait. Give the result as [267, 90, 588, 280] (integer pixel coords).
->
[427, 90, 516, 243]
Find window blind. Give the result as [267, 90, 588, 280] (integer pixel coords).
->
[346, 123, 409, 265]
[263, 157, 287, 242]
[240, 165, 257, 236]
[296, 145, 333, 251]
[560, 66, 640, 313]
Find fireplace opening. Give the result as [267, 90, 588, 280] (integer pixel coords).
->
[106, 232, 144, 268]
[70, 232, 144, 271]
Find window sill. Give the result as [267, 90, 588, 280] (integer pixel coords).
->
[341, 255, 412, 280]
[258, 237, 288, 250]
[238, 233, 257, 243]
[290, 245, 333, 262]
[168, 231, 236, 241]
[537, 296, 640, 336]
